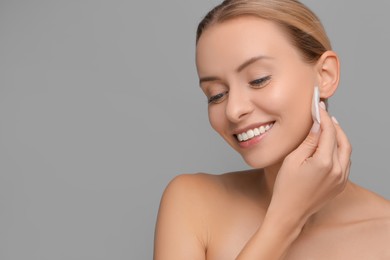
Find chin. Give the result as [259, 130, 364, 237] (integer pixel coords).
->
[239, 146, 289, 169]
[241, 154, 283, 169]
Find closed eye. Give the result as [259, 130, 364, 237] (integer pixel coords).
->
[249, 75, 272, 88]
[208, 91, 228, 104]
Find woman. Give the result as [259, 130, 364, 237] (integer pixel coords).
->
[154, 0, 390, 259]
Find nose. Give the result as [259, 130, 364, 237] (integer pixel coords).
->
[225, 88, 254, 123]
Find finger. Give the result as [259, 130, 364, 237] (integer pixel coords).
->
[332, 117, 352, 172]
[340, 159, 352, 190]
[312, 103, 337, 160]
[290, 121, 321, 162]
[332, 138, 341, 174]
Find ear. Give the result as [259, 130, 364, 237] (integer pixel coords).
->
[315, 51, 340, 99]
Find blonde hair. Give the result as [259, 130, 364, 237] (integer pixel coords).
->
[196, 0, 331, 64]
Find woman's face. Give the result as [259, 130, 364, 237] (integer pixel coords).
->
[196, 16, 318, 168]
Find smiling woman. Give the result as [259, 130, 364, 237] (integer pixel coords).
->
[154, 0, 390, 259]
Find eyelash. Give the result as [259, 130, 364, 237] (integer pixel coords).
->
[207, 75, 272, 104]
[208, 91, 228, 104]
[249, 75, 272, 88]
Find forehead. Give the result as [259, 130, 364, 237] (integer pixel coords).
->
[196, 16, 300, 75]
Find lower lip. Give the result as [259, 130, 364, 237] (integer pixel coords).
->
[237, 126, 273, 149]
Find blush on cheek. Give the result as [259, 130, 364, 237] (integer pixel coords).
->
[261, 83, 288, 112]
[286, 114, 313, 153]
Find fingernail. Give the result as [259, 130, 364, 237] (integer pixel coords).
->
[319, 101, 326, 110]
[310, 121, 321, 133]
[332, 116, 339, 125]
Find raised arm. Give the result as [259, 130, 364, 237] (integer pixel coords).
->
[154, 104, 351, 259]
[236, 103, 351, 259]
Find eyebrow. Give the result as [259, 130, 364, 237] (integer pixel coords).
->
[236, 55, 273, 73]
[199, 55, 273, 85]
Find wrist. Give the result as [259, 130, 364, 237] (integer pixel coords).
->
[236, 209, 304, 259]
[264, 204, 306, 240]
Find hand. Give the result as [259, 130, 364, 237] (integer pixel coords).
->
[268, 102, 352, 227]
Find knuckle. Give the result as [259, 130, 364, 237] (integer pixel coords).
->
[330, 167, 346, 190]
[318, 157, 333, 171]
[331, 166, 343, 180]
[304, 135, 318, 149]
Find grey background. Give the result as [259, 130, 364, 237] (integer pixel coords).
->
[0, 0, 389, 259]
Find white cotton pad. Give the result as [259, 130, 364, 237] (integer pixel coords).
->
[312, 86, 321, 124]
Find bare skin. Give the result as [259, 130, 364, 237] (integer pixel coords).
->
[154, 16, 390, 259]
[155, 173, 390, 259]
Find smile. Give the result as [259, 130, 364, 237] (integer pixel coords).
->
[235, 122, 274, 142]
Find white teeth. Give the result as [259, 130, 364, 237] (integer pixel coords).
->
[236, 123, 274, 142]
[259, 126, 265, 134]
[247, 130, 254, 139]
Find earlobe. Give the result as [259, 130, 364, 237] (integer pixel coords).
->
[316, 51, 340, 99]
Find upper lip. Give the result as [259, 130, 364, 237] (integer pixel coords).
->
[232, 121, 275, 135]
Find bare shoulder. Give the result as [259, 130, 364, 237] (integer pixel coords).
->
[358, 184, 390, 238]
[352, 182, 390, 219]
[332, 182, 390, 254]
[349, 185, 390, 256]
[287, 183, 390, 259]
[156, 169, 262, 232]
[154, 171, 265, 259]
[154, 173, 220, 260]
[157, 173, 222, 220]
[339, 182, 390, 233]
[351, 202, 390, 257]
[160, 173, 224, 205]
[160, 169, 262, 206]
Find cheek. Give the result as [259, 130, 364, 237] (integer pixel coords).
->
[208, 106, 226, 133]
[278, 81, 314, 151]
[266, 72, 314, 152]
[274, 66, 314, 123]
[284, 88, 311, 120]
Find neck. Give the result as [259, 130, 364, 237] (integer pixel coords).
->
[261, 161, 284, 198]
[258, 161, 355, 228]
